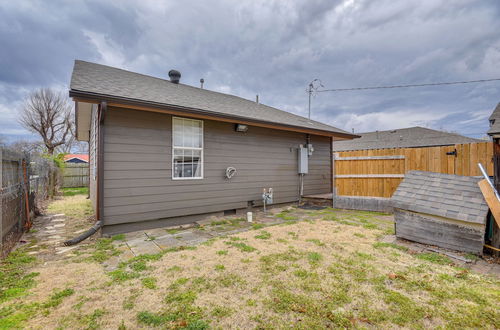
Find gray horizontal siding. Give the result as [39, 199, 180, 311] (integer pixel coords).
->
[103, 107, 331, 225]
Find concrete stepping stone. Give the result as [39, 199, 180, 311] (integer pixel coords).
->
[43, 230, 57, 234]
[55, 246, 78, 254]
[127, 238, 162, 256]
[144, 227, 170, 238]
[154, 235, 185, 249]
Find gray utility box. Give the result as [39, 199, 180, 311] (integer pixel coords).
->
[298, 147, 308, 174]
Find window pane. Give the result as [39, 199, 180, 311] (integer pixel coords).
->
[192, 150, 201, 177]
[186, 149, 194, 177]
[186, 126, 195, 148]
[173, 118, 183, 147]
[173, 149, 183, 177]
[173, 131, 183, 147]
[193, 133, 202, 148]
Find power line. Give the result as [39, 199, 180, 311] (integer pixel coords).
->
[316, 78, 500, 93]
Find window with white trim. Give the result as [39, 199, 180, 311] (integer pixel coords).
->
[172, 117, 203, 179]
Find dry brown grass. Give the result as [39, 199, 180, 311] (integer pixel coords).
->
[2, 203, 499, 329]
[2, 214, 497, 329]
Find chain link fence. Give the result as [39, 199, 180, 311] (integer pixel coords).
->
[0, 148, 56, 257]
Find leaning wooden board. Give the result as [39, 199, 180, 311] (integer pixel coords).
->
[478, 179, 500, 227]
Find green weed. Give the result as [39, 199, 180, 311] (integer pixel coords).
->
[307, 252, 323, 265]
[372, 242, 409, 252]
[142, 277, 157, 289]
[252, 223, 265, 230]
[306, 238, 325, 247]
[254, 231, 271, 240]
[416, 252, 452, 265]
[225, 241, 257, 252]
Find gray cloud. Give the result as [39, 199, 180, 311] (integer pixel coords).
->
[1, 0, 499, 143]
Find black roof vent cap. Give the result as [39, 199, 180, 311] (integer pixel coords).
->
[168, 70, 181, 84]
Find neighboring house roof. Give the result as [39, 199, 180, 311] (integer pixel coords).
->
[487, 102, 500, 136]
[69, 60, 356, 139]
[333, 126, 483, 151]
[64, 154, 89, 163]
[391, 171, 488, 225]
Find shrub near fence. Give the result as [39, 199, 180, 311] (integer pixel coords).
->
[334, 142, 494, 198]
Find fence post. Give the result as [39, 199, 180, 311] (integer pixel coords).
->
[18, 156, 24, 229]
[332, 152, 338, 208]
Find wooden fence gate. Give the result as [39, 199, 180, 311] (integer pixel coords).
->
[62, 163, 89, 188]
[334, 142, 494, 198]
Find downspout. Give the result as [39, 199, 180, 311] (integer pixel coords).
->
[331, 137, 335, 209]
[64, 102, 107, 246]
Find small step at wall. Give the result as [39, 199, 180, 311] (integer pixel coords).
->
[333, 196, 393, 213]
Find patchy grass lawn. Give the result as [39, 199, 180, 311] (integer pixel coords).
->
[47, 194, 93, 219]
[1, 203, 499, 329]
[61, 187, 89, 197]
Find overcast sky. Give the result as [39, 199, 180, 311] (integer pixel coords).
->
[1, 0, 499, 142]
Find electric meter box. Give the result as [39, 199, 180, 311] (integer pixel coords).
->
[298, 147, 308, 174]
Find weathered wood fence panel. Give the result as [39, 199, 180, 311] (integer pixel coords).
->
[335, 142, 493, 198]
[62, 163, 89, 188]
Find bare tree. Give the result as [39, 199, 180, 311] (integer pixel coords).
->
[9, 139, 44, 154]
[19, 88, 74, 155]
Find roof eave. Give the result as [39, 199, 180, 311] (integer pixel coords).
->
[70, 89, 359, 140]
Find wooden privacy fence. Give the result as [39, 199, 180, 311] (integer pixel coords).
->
[334, 142, 494, 198]
[62, 163, 89, 188]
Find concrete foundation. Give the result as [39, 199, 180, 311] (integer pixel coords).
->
[333, 196, 393, 213]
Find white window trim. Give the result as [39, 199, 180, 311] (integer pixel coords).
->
[172, 116, 204, 180]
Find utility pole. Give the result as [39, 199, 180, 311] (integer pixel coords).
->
[308, 83, 313, 119]
[307, 79, 323, 120]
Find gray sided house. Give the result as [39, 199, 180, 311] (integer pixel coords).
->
[392, 171, 488, 254]
[70, 60, 357, 234]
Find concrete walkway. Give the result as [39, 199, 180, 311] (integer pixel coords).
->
[21, 213, 83, 258]
[115, 215, 285, 257]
